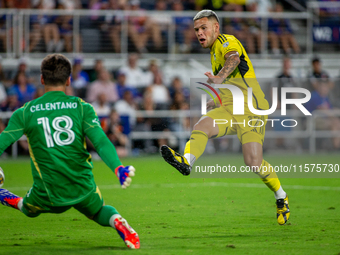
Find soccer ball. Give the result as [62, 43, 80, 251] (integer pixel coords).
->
[0, 167, 4, 188]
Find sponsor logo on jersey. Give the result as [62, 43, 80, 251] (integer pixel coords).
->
[92, 119, 100, 125]
[223, 42, 229, 48]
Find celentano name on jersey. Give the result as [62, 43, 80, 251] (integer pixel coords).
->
[30, 102, 78, 112]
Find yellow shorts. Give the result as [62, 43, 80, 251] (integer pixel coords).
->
[203, 106, 267, 145]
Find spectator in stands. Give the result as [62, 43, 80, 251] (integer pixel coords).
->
[151, 0, 171, 50]
[11, 71, 36, 106]
[305, 80, 340, 150]
[0, 81, 6, 104]
[0, 88, 20, 112]
[106, 109, 128, 157]
[144, 59, 159, 86]
[275, 56, 296, 93]
[115, 90, 137, 128]
[88, 59, 104, 82]
[92, 93, 111, 120]
[0, 14, 8, 53]
[308, 57, 333, 91]
[169, 76, 189, 100]
[116, 71, 138, 99]
[87, 68, 118, 104]
[31, 0, 55, 9]
[127, 0, 162, 53]
[245, 2, 263, 54]
[103, 0, 123, 53]
[147, 72, 170, 110]
[172, 0, 195, 53]
[30, 0, 64, 53]
[71, 57, 89, 98]
[6, 0, 31, 8]
[271, 56, 296, 148]
[222, 4, 247, 49]
[268, 3, 300, 54]
[0, 57, 6, 83]
[119, 53, 147, 89]
[55, 2, 79, 52]
[170, 91, 186, 110]
[139, 90, 171, 150]
[247, 0, 272, 14]
[58, 0, 82, 10]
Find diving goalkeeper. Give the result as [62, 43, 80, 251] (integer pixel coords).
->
[0, 54, 140, 249]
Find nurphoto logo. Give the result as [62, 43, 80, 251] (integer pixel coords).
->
[197, 82, 312, 128]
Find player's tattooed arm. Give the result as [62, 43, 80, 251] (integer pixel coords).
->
[205, 51, 240, 84]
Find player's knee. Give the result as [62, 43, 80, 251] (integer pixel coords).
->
[193, 122, 209, 135]
[244, 155, 262, 169]
[193, 118, 216, 137]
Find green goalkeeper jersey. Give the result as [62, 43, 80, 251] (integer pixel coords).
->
[0, 91, 122, 206]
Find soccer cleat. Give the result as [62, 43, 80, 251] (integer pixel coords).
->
[160, 145, 191, 176]
[276, 195, 290, 225]
[0, 189, 22, 210]
[114, 216, 140, 249]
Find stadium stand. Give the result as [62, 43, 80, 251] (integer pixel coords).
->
[0, 0, 340, 157]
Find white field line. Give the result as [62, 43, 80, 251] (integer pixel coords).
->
[4, 182, 340, 192]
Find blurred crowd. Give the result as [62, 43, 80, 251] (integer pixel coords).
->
[0, 0, 338, 54]
[0, 52, 340, 156]
[270, 55, 340, 151]
[0, 53, 192, 156]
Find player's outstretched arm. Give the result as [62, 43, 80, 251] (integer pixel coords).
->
[83, 102, 135, 188]
[86, 127, 136, 189]
[205, 51, 240, 84]
[0, 108, 25, 156]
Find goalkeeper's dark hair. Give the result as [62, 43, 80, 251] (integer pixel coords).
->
[193, 9, 220, 24]
[41, 54, 71, 86]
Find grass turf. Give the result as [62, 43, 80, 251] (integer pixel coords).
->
[1, 154, 340, 255]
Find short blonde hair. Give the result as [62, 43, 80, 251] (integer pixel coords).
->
[193, 9, 219, 24]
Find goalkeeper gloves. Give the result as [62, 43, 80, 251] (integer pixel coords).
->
[115, 165, 135, 189]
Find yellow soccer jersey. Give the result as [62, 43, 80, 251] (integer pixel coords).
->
[210, 34, 269, 110]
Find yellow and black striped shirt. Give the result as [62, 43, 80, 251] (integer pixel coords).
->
[210, 34, 269, 110]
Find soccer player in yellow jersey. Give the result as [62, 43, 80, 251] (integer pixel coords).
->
[161, 10, 290, 225]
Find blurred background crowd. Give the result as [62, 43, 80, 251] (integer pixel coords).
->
[0, 0, 339, 157]
[0, 0, 338, 54]
[0, 51, 340, 156]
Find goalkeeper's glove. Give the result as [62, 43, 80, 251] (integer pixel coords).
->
[115, 165, 135, 189]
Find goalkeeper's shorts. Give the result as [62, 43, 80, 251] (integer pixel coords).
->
[22, 186, 104, 218]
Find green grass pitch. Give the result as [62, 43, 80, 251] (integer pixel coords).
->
[1, 154, 340, 255]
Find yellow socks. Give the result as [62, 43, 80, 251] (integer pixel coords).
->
[183, 130, 209, 166]
[256, 159, 282, 193]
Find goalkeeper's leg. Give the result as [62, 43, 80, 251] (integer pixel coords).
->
[242, 142, 290, 225]
[161, 115, 222, 175]
[0, 188, 23, 211]
[74, 187, 140, 249]
[92, 205, 140, 249]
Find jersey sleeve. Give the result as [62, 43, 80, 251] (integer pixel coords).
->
[82, 101, 102, 133]
[82, 102, 123, 172]
[0, 107, 25, 155]
[220, 36, 242, 57]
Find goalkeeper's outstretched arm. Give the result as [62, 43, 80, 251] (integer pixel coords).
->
[85, 119, 135, 189]
[0, 108, 25, 156]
